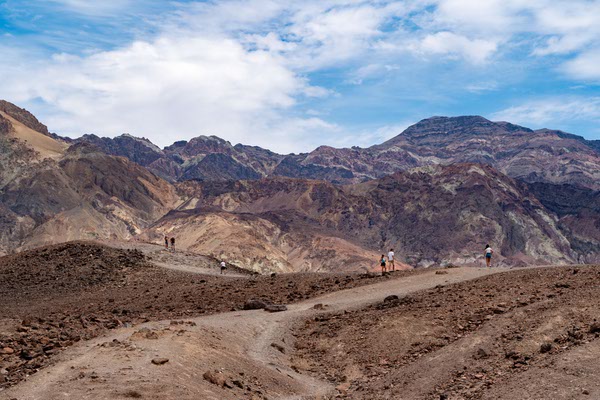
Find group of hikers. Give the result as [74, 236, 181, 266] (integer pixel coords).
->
[164, 236, 176, 252]
[164, 235, 228, 274]
[379, 245, 495, 274]
[379, 248, 396, 273]
[164, 235, 495, 276]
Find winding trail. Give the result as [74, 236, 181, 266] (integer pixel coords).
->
[1, 267, 504, 400]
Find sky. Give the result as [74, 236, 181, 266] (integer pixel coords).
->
[0, 0, 599, 153]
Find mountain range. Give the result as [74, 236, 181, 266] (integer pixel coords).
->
[1, 100, 598, 272]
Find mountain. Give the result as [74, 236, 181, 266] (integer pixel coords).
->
[75, 116, 600, 189]
[2, 100, 599, 270]
[0, 106, 180, 255]
[0, 100, 52, 138]
[379, 116, 600, 189]
[73, 134, 284, 182]
[141, 164, 578, 272]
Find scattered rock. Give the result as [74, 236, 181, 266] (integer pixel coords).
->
[132, 328, 159, 340]
[589, 323, 600, 334]
[474, 348, 489, 359]
[232, 379, 244, 389]
[435, 270, 449, 275]
[384, 295, 399, 302]
[336, 382, 351, 394]
[203, 370, 226, 387]
[243, 299, 271, 310]
[313, 303, 326, 310]
[540, 343, 552, 353]
[123, 390, 143, 398]
[19, 350, 38, 360]
[490, 306, 506, 314]
[271, 342, 285, 353]
[0, 347, 14, 355]
[151, 358, 169, 365]
[264, 304, 287, 312]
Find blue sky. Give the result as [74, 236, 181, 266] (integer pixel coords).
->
[0, 0, 599, 152]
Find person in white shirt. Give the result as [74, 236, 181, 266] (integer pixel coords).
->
[220, 261, 227, 275]
[387, 248, 395, 271]
[484, 244, 493, 268]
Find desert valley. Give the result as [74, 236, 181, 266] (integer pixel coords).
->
[0, 99, 599, 399]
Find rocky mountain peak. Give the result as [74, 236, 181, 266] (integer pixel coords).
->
[118, 134, 162, 153]
[393, 115, 517, 140]
[172, 135, 234, 159]
[0, 100, 50, 136]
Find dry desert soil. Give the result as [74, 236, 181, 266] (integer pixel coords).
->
[0, 241, 598, 400]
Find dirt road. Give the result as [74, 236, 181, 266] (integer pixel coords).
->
[1, 267, 500, 400]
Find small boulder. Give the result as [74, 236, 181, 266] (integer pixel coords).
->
[384, 295, 399, 303]
[435, 270, 448, 275]
[151, 358, 169, 365]
[474, 348, 489, 359]
[264, 304, 287, 312]
[589, 323, 600, 334]
[243, 299, 270, 310]
[540, 343, 552, 353]
[203, 370, 226, 387]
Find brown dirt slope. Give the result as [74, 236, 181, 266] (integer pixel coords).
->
[293, 265, 600, 399]
[0, 241, 405, 391]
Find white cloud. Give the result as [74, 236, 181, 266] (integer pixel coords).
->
[417, 31, 497, 64]
[424, 0, 600, 79]
[346, 63, 400, 85]
[465, 81, 498, 93]
[492, 97, 600, 127]
[1, 34, 332, 152]
[562, 49, 600, 81]
[427, 0, 524, 34]
[3, 0, 600, 154]
[43, 0, 137, 16]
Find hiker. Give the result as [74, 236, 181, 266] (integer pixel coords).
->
[220, 261, 227, 275]
[388, 248, 395, 271]
[484, 244, 493, 267]
[170, 237, 175, 252]
[380, 254, 387, 275]
[164, 236, 169, 249]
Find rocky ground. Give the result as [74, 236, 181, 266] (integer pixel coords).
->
[292, 265, 600, 399]
[0, 241, 411, 391]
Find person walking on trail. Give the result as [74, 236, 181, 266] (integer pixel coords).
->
[220, 261, 227, 275]
[170, 237, 175, 252]
[164, 236, 169, 250]
[387, 248, 395, 271]
[380, 255, 387, 275]
[484, 244, 493, 267]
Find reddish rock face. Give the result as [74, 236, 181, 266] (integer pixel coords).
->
[1, 100, 598, 269]
[148, 164, 588, 270]
[74, 115, 600, 190]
